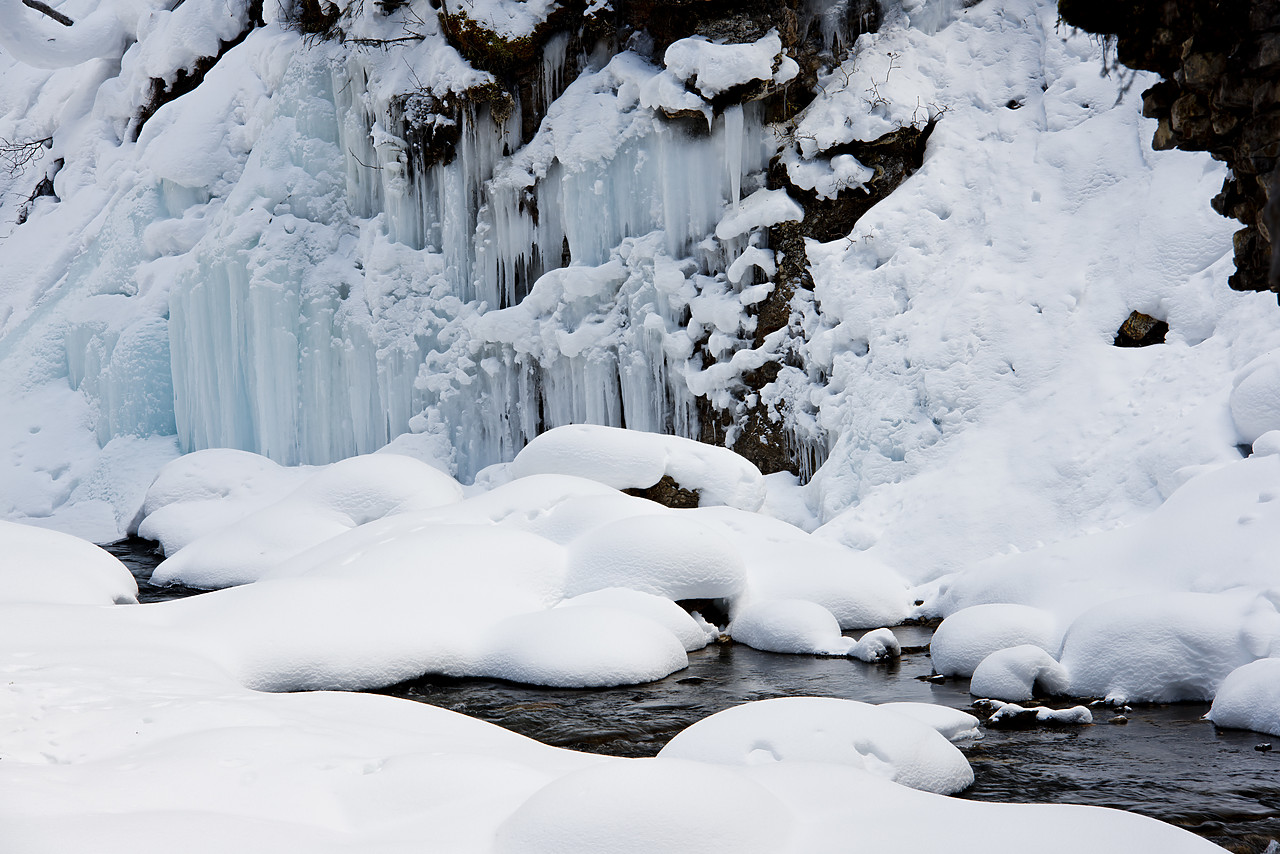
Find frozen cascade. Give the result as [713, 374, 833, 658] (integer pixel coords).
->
[42, 20, 812, 481]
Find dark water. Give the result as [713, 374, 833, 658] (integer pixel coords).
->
[108, 537, 1280, 852]
[103, 536, 205, 603]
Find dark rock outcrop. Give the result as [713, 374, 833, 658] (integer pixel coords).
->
[1058, 0, 1280, 297]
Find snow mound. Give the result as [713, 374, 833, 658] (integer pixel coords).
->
[730, 599, 852, 656]
[481, 606, 689, 688]
[565, 513, 746, 600]
[137, 448, 311, 554]
[878, 702, 982, 742]
[558, 588, 717, 652]
[1254, 430, 1280, 456]
[0, 520, 138, 605]
[930, 604, 1061, 678]
[1058, 593, 1280, 703]
[1207, 658, 1280, 737]
[658, 697, 974, 795]
[509, 424, 766, 511]
[662, 31, 792, 99]
[149, 454, 462, 587]
[970, 645, 1070, 702]
[1231, 350, 1280, 444]
[850, 628, 902, 663]
[693, 506, 911, 628]
[494, 758, 793, 854]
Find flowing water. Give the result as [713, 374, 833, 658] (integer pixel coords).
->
[108, 537, 1280, 852]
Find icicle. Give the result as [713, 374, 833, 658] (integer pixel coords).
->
[724, 104, 744, 206]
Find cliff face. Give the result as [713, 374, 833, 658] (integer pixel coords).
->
[1058, 0, 1280, 298]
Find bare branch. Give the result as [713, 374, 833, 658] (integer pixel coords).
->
[21, 0, 75, 27]
[0, 136, 53, 175]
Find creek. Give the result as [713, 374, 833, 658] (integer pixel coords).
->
[106, 537, 1280, 853]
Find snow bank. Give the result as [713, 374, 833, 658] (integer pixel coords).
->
[494, 758, 794, 854]
[0, 520, 137, 605]
[970, 644, 1070, 702]
[1058, 593, 1279, 703]
[930, 604, 1060, 677]
[1207, 658, 1280, 737]
[659, 696, 974, 795]
[509, 424, 767, 511]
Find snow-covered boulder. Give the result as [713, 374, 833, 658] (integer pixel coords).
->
[730, 599, 853, 656]
[970, 645, 1070, 702]
[1058, 593, 1280, 703]
[565, 513, 746, 600]
[1231, 350, 1280, 444]
[480, 606, 689, 688]
[558, 588, 717, 652]
[509, 424, 766, 511]
[930, 604, 1061, 678]
[694, 506, 911, 629]
[0, 520, 138, 605]
[149, 454, 462, 587]
[1207, 657, 1280, 736]
[658, 697, 974, 795]
[878, 702, 982, 742]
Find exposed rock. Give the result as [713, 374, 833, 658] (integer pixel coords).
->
[135, 1, 265, 137]
[623, 474, 701, 509]
[1058, 0, 1280, 298]
[1114, 310, 1169, 347]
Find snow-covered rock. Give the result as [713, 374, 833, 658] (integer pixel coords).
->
[509, 424, 767, 511]
[970, 644, 1070, 702]
[658, 696, 975, 795]
[930, 604, 1061, 678]
[1207, 657, 1280, 737]
[0, 520, 137, 605]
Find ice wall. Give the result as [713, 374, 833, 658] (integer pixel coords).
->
[155, 25, 792, 476]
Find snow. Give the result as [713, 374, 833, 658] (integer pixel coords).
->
[565, 512, 747, 600]
[0, 519, 137, 605]
[983, 701, 1093, 727]
[729, 598, 855, 656]
[509, 423, 767, 510]
[877, 702, 981, 742]
[1, 0, 1279, 844]
[658, 696, 975, 795]
[1207, 658, 1280, 737]
[1230, 349, 1280, 444]
[662, 31, 789, 99]
[1057, 592, 1279, 704]
[558, 588, 718, 652]
[145, 453, 463, 587]
[494, 758, 795, 854]
[970, 644, 1070, 702]
[480, 606, 690, 688]
[929, 604, 1061, 678]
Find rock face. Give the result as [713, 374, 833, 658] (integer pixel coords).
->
[1057, 0, 1280, 298]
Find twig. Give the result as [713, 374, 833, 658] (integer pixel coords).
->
[22, 0, 74, 26]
